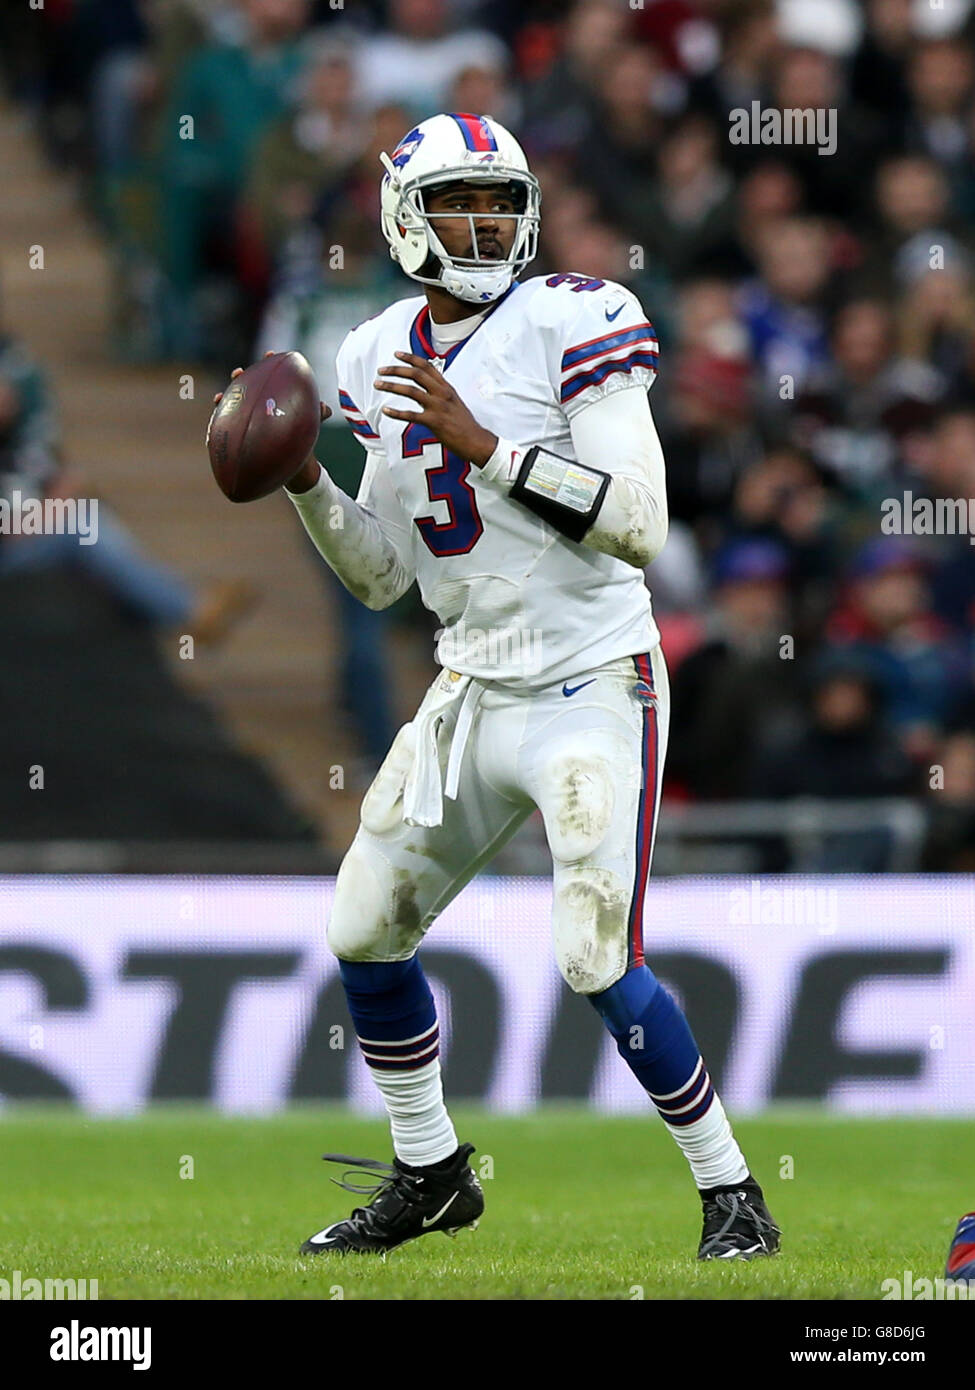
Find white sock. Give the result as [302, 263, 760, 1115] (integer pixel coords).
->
[663, 1090, 749, 1190]
[368, 1056, 458, 1167]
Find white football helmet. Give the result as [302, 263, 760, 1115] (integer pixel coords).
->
[379, 112, 540, 305]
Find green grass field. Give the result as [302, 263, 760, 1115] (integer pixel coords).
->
[0, 1107, 969, 1300]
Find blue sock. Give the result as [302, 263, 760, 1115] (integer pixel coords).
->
[589, 965, 714, 1125]
[339, 957, 439, 1070]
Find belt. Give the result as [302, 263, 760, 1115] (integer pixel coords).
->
[402, 670, 484, 828]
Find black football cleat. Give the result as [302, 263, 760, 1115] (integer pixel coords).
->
[697, 1179, 781, 1261]
[299, 1142, 484, 1255]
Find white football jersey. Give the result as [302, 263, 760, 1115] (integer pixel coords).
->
[335, 272, 661, 688]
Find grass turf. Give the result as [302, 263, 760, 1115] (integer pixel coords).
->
[0, 1107, 969, 1300]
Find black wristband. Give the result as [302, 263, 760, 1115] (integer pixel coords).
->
[508, 445, 611, 542]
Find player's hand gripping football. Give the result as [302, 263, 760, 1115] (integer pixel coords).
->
[212, 352, 330, 494]
[375, 352, 498, 467]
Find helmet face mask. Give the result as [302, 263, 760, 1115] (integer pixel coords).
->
[379, 114, 540, 305]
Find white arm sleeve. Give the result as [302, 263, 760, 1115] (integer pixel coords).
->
[286, 451, 417, 610]
[570, 385, 669, 568]
[480, 385, 668, 570]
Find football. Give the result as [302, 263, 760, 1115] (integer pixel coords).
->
[207, 351, 321, 502]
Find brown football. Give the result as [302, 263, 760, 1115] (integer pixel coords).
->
[207, 351, 321, 502]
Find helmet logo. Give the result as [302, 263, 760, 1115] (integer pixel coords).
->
[478, 152, 497, 162]
[391, 127, 425, 169]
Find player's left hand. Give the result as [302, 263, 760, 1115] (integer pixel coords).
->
[375, 352, 498, 467]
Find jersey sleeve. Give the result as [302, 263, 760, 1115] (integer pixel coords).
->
[546, 278, 660, 422]
[355, 447, 417, 569]
[335, 328, 384, 452]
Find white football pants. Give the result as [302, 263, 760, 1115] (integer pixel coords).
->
[329, 644, 670, 995]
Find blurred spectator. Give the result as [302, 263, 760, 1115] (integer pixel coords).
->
[449, 60, 520, 132]
[241, 36, 366, 287]
[850, 0, 913, 125]
[0, 329, 59, 496]
[84, 0, 152, 177]
[521, 0, 630, 152]
[647, 519, 708, 621]
[571, 44, 670, 230]
[672, 276, 749, 357]
[827, 538, 971, 758]
[750, 650, 914, 799]
[695, 0, 776, 125]
[896, 253, 975, 394]
[869, 155, 968, 293]
[158, 0, 311, 356]
[632, 115, 740, 281]
[794, 297, 945, 491]
[921, 722, 975, 870]
[631, 0, 720, 79]
[724, 445, 837, 632]
[0, 477, 255, 645]
[925, 410, 975, 633]
[152, 1, 246, 92]
[767, 45, 886, 221]
[662, 341, 760, 528]
[0, 311, 252, 641]
[734, 161, 804, 273]
[749, 647, 916, 868]
[904, 38, 974, 171]
[353, 0, 508, 118]
[668, 538, 805, 798]
[737, 217, 833, 398]
[775, 0, 862, 57]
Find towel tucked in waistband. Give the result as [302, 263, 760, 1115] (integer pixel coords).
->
[402, 670, 484, 828]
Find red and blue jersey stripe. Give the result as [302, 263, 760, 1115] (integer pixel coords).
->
[560, 322, 659, 404]
[628, 652, 659, 972]
[338, 388, 379, 440]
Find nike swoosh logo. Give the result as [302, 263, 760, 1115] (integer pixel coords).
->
[605, 304, 624, 321]
[308, 1225, 338, 1244]
[422, 1192, 460, 1228]
[562, 679, 596, 697]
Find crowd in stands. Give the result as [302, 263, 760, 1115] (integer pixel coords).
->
[3, 0, 975, 866]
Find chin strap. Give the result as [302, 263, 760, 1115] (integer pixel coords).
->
[439, 263, 515, 304]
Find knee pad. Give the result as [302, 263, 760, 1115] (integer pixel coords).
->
[552, 865, 630, 994]
[540, 751, 616, 864]
[327, 840, 424, 962]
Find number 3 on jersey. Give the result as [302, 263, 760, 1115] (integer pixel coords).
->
[403, 421, 484, 557]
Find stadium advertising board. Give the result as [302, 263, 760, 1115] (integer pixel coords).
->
[1, 876, 972, 1114]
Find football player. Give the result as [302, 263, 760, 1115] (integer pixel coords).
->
[280, 113, 780, 1261]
